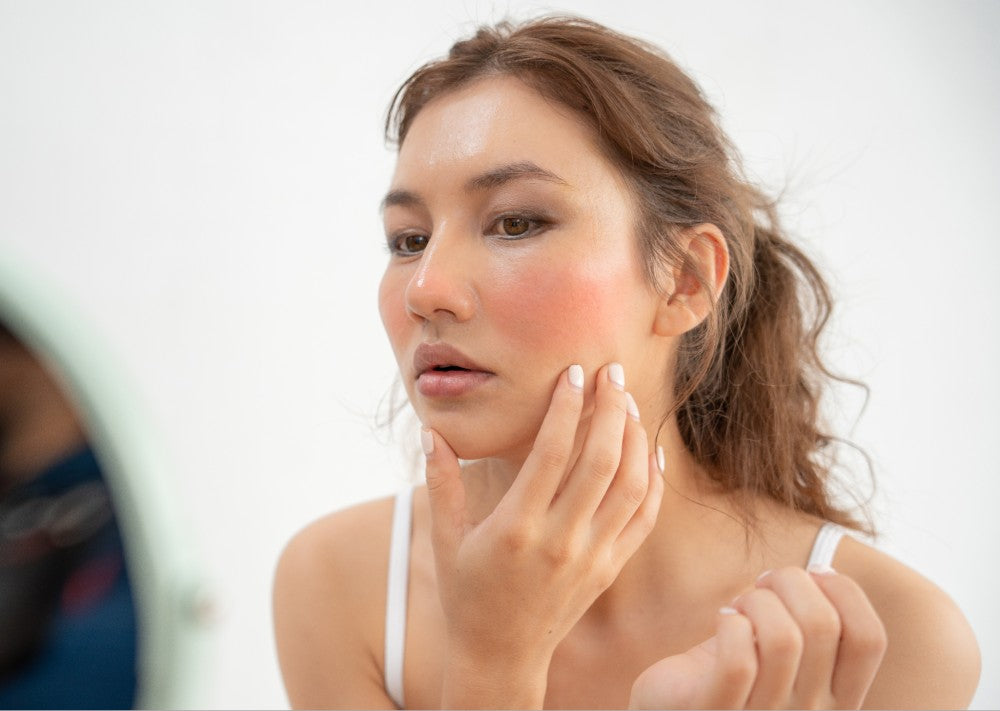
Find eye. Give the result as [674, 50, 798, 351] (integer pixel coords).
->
[488, 212, 550, 240]
[388, 232, 429, 256]
[500, 216, 531, 237]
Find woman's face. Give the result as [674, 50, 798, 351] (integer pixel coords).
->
[379, 75, 670, 461]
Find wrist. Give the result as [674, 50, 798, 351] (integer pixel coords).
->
[440, 647, 551, 709]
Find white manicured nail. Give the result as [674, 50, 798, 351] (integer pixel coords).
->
[420, 428, 434, 456]
[608, 362, 625, 390]
[807, 563, 836, 575]
[568, 364, 584, 390]
[656, 446, 665, 473]
[719, 606, 740, 615]
[625, 392, 640, 420]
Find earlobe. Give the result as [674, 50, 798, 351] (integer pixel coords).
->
[652, 224, 730, 337]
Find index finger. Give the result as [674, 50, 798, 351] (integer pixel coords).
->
[698, 608, 757, 709]
[503, 363, 585, 516]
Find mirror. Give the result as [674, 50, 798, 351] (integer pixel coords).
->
[0, 253, 210, 708]
[0, 316, 138, 707]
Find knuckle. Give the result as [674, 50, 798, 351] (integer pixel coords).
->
[587, 449, 621, 479]
[498, 525, 533, 554]
[621, 474, 649, 508]
[768, 624, 804, 658]
[855, 617, 889, 658]
[719, 654, 756, 687]
[802, 607, 842, 641]
[424, 472, 447, 493]
[542, 537, 579, 567]
[537, 444, 570, 473]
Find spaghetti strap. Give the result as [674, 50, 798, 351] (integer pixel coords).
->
[384, 486, 414, 708]
[807, 521, 845, 570]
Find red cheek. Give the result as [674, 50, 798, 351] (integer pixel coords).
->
[486, 259, 624, 350]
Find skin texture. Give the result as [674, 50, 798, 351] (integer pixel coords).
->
[377, 76, 673, 466]
[273, 76, 981, 709]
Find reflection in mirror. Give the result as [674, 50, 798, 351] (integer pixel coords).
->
[0, 253, 211, 709]
[0, 320, 137, 707]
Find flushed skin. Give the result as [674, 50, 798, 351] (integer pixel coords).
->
[273, 28, 980, 711]
[379, 77, 671, 466]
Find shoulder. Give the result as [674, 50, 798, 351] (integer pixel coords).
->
[272, 495, 400, 709]
[834, 534, 981, 709]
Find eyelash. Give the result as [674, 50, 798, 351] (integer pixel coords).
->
[385, 212, 551, 257]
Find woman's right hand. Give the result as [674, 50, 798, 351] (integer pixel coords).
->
[421, 362, 664, 708]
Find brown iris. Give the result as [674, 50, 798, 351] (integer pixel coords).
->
[501, 217, 530, 236]
[402, 233, 428, 253]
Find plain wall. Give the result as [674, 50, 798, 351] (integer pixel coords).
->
[1, 0, 997, 707]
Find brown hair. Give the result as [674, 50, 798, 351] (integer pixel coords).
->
[385, 16, 872, 533]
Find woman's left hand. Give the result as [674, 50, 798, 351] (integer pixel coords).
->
[629, 566, 888, 709]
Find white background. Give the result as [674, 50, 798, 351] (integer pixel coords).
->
[1, 0, 997, 707]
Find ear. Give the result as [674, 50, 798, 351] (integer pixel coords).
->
[653, 223, 730, 337]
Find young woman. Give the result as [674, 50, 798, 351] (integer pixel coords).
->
[273, 16, 980, 709]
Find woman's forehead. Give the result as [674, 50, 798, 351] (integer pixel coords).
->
[390, 75, 609, 192]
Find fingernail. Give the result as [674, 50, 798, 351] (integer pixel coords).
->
[625, 392, 640, 420]
[719, 606, 740, 615]
[568, 363, 584, 390]
[807, 563, 836, 575]
[656, 445, 665, 473]
[420, 428, 434, 456]
[756, 569, 772, 584]
[608, 362, 625, 390]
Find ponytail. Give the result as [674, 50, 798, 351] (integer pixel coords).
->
[675, 198, 871, 533]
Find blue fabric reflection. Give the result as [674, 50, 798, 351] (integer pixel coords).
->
[0, 448, 137, 709]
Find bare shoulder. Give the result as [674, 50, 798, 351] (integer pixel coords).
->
[834, 535, 981, 709]
[272, 495, 399, 709]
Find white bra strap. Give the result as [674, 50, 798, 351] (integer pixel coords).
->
[384, 486, 414, 708]
[807, 522, 845, 570]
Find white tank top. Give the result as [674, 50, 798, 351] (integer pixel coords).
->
[382, 485, 845, 708]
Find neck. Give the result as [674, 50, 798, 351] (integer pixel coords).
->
[592, 424, 763, 620]
[462, 417, 768, 621]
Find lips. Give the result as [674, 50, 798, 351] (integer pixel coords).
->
[413, 342, 495, 398]
[412, 342, 491, 378]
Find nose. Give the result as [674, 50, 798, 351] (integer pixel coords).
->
[404, 224, 476, 324]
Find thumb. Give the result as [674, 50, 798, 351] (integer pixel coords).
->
[629, 636, 718, 710]
[421, 427, 466, 552]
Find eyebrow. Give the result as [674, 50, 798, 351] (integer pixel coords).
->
[466, 161, 568, 191]
[380, 161, 568, 212]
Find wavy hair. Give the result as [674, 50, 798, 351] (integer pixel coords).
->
[385, 16, 873, 533]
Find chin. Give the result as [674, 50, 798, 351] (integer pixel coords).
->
[423, 414, 533, 463]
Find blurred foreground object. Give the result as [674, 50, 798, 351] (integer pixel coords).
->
[0, 440, 137, 706]
[0, 252, 210, 708]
